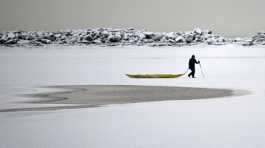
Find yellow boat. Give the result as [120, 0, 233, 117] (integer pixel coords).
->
[126, 73, 185, 78]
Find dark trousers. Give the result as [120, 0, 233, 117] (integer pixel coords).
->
[188, 68, 195, 78]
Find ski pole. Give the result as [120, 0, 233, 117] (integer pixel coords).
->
[199, 63, 205, 78]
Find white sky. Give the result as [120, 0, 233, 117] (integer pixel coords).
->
[0, 0, 264, 37]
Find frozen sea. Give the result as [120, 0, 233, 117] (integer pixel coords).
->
[0, 45, 265, 148]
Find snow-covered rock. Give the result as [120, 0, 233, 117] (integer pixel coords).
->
[0, 28, 258, 47]
[175, 36, 185, 43]
[108, 33, 122, 43]
[250, 32, 265, 45]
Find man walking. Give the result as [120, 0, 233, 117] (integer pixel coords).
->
[188, 55, 200, 78]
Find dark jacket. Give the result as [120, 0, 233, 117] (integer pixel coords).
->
[189, 58, 199, 70]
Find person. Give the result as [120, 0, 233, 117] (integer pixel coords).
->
[188, 55, 200, 78]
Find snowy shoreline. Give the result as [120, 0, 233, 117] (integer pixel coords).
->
[1, 28, 264, 48]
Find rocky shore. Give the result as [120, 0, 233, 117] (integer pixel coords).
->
[0, 28, 263, 47]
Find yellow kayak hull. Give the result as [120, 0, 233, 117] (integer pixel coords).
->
[126, 73, 185, 78]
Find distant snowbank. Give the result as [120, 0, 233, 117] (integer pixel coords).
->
[0, 28, 262, 47]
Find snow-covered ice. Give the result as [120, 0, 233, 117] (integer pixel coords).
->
[0, 45, 265, 148]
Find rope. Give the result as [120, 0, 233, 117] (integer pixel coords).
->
[183, 68, 189, 75]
